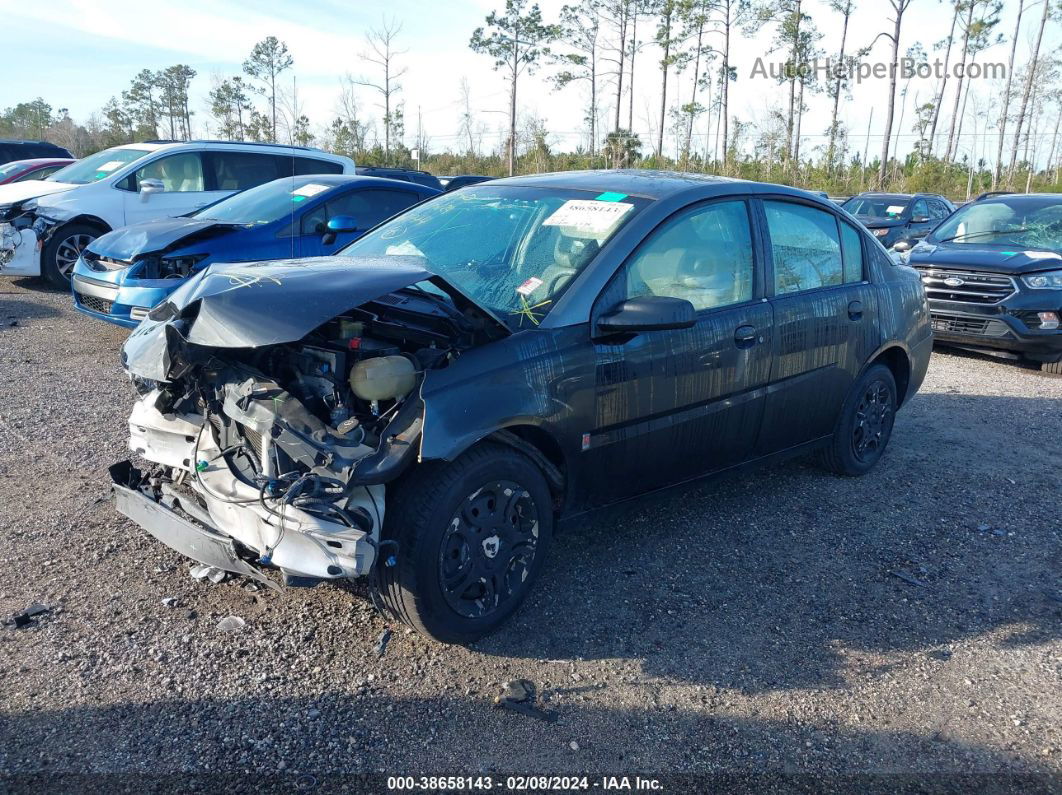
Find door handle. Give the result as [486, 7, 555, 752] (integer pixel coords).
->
[848, 300, 863, 321]
[734, 324, 758, 348]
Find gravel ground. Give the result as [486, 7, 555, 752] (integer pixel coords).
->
[0, 277, 1059, 792]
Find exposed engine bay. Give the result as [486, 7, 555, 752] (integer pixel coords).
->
[113, 257, 506, 588]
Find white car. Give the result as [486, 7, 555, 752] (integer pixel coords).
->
[0, 141, 355, 286]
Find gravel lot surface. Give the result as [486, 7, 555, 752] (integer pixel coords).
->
[0, 278, 1059, 792]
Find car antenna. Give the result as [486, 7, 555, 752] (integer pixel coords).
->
[290, 75, 296, 260]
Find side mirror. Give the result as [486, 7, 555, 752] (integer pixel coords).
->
[910, 215, 930, 224]
[892, 238, 914, 253]
[326, 215, 359, 234]
[139, 178, 164, 201]
[595, 295, 696, 337]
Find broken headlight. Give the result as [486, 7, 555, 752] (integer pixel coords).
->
[158, 253, 208, 278]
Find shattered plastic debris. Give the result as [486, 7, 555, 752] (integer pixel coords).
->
[890, 569, 929, 588]
[492, 678, 557, 723]
[161, 597, 179, 608]
[4, 603, 50, 629]
[216, 616, 247, 632]
[374, 628, 392, 659]
[190, 564, 228, 584]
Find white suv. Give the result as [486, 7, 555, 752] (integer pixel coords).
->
[0, 140, 355, 286]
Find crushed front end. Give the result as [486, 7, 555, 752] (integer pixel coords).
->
[111, 256, 503, 588]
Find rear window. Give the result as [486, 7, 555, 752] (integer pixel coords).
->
[206, 152, 281, 191]
[293, 157, 343, 176]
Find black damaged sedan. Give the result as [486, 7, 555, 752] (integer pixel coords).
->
[903, 193, 1062, 372]
[115, 171, 932, 642]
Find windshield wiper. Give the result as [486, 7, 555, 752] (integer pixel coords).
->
[936, 227, 1032, 243]
[400, 285, 466, 322]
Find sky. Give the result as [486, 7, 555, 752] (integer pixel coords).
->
[2, 0, 1059, 163]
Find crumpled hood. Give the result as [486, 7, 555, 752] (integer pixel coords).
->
[122, 255, 435, 381]
[0, 179, 74, 208]
[908, 241, 1062, 274]
[89, 217, 239, 261]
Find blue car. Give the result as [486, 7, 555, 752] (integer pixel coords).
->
[71, 175, 439, 327]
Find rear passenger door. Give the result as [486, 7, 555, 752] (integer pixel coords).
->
[756, 199, 879, 455]
[297, 187, 422, 257]
[204, 151, 282, 194]
[583, 198, 774, 504]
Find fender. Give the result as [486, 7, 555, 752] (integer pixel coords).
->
[417, 325, 592, 493]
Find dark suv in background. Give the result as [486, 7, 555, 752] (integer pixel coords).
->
[0, 139, 73, 165]
[843, 192, 956, 248]
[903, 193, 1062, 373]
[355, 166, 443, 191]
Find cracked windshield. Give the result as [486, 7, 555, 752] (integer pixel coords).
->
[340, 186, 649, 327]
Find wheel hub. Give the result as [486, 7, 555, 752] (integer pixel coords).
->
[853, 380, 892, 461]
[439, 480, 539, 619]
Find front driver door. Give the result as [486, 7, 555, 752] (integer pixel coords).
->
[906, 198, 933, 241]
[582, 198, 774, 505]
[120, 153, 222, 225]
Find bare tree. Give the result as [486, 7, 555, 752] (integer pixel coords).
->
[458, 78, 479, 155]
[944, 1, 980, 163]
[710, 0, 754, 172]
[825, 0, 857, 173]
[654, 0, 682, 158]
[600, 0, 634, 132]
[876, 0, 916, 188]
[992, 0, 1026, 187]
[552, 0, 602, 154]
[1007, 0, 1054, 186]
[929, 2, 960, 157]
[351, 18, 408, 161]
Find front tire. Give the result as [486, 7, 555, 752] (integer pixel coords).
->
[818, 364, 897, 477]
[42, 223, 100, 288]
[373, 443, 553, 643]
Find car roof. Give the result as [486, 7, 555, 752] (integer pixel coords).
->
[264, 174, 439, 192]
[127, 140, 349, 159]
[2, 157, 74, 168]
[480, 169, 809, 201]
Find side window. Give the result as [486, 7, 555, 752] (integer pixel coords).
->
[207, 152, 280, 191]
[327, 188, 420, 229]
[839, 221, 865, 283]
[911, 198, 929, 220]
[624, 200, 755, 312]
[294, 157, 343, 176]
[16, 166, 60, 182]
[130, 153, 205, 192]
[764, 200, 844, 294]
[933, 200, 951, 219]
[300, 188, 419, 235]
[300, 204, 329, 235]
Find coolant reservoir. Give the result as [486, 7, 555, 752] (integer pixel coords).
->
[349, 355, 417, 401]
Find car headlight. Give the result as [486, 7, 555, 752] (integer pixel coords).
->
[873, 228, 890, 237]
[20, 198, 38, 213]
[1022, 270, 1062, 289]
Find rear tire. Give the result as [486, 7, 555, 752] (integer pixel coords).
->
[372, 443, 553, 644]
[1040, 360, 1062, 375]
[42, 222, 100, 288]
[818, 364, 897, 477]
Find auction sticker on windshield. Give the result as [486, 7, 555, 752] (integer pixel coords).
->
[543, 199, 633, 234]
[292, 183, 330, 198]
